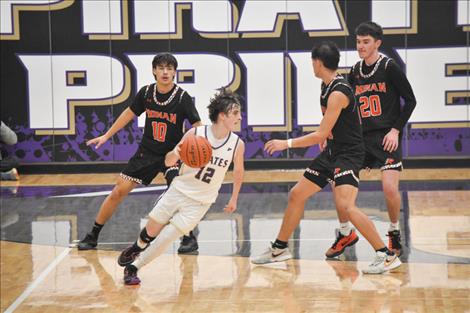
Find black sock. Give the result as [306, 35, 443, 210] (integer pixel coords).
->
[376, 247, 394, 255]
[126, 264, 138, 274]
[272, 239, 288, 249]
[91, 222, 104, 238]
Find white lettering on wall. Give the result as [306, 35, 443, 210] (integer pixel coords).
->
[82, 0, 127, 39]
[133, 0, 235, 38]
[396, 47, 469, 123]
[458, 0, 470, 27]
[238, 52, 286, 127]
[0, 0, 72, 40]
[18, 54, 128, 134]
[237, 0, 345, 37]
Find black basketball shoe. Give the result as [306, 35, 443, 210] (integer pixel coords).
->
[77, 233, 98, 250]
[177, 231, 199, 254]
[124, 265, 140, 285]
[118, 244, 143, 266]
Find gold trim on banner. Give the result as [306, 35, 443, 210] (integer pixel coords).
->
[307, 0, 349, 37]
[0, 0, 74, 40]
[35, 66, 132, 136]
[302, 126, 319, 132]
[383, 0, 418, 34]
[66, 71, 85, 85]
[200, 2, 239, 39]
[411, 122, 470, 129]
[88, 0, 129, 40]
[140, 3, 191, 40]
[243, 1, 348, 38]
[446, 91, 470, 105]
[177, 70, 194, 83]
[446, 64, 470, 76]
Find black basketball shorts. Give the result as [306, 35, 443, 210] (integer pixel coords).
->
[304, 144, 364, 188]
[363, 129, 403, 171]
[121, 146, 179, 186]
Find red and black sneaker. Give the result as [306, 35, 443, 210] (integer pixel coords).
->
[387, 230, 402, 256]
[325, 229, 359, 258]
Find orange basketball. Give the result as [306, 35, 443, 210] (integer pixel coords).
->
[180, 134, 212, 168]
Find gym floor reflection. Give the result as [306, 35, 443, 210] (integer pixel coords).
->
[1, 179, 469, 312]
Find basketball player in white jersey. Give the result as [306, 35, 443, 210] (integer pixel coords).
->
[117, 88, 245, 285]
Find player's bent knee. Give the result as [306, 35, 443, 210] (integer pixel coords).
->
[287, 187, 308, 204]
[382, 182, 399, 198]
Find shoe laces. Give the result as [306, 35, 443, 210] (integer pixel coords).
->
[181, 236, 193, 245]
[370, 252, 387, 266]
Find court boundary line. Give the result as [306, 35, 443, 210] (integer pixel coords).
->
[4, 247, 72, 313]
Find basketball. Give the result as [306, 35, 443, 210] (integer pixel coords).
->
[180, 134, 212, 168]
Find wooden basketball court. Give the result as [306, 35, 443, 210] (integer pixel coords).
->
[1, 169, 469, 312]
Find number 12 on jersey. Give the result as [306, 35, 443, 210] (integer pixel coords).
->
[359, 95, 382, 118]
[195, 167, 215, 183]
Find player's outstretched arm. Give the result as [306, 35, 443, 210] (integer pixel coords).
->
[264, 91, 346, 155]
[86, 108, 136, 149]
[224, 141, 245, 213]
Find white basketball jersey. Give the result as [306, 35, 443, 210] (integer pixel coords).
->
[171, 125, 240, 204]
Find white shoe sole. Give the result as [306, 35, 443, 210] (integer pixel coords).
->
[362, 256, 402, 274]
[251, 253, 293, 265]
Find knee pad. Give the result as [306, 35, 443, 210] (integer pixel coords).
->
[139, 227, 156, 245]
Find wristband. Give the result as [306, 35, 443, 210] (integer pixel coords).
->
[287, 138, 293, 148]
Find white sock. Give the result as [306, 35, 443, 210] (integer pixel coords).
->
[136, 238, 147, 249]
[133, 224, 183, 269]
[389, 222, 399, 232]
[339, 222, 352, 236]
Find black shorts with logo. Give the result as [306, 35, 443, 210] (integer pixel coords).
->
[121, 145, 179, 186]
[303, 143, 364, 188]
[363, 129, 403, 171]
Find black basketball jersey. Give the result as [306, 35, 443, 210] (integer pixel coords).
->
[130, 83, 201, 155]
[350, 56, 402, 133]
[320, 76, 362, 147]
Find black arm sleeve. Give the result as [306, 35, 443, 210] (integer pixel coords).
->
[386, 61, 417, 130]
[129, 85, 148, 116]
[181, 92, 201, 125]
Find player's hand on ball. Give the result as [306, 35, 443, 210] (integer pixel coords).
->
[264, 139, 288, 155]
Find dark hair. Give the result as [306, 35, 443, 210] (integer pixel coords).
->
[152, 53, 178, 69]
[355, 21, 383, 41]
[311, 41, 340, 71]
[207, 88, 242, 123]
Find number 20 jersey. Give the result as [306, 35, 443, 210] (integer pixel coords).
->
[349, 56, 402, 133]
[172, 125, 241, 204]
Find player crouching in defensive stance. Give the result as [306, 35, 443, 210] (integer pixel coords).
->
[117, 88, 245, 285]
[251, 41, 401, 274]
